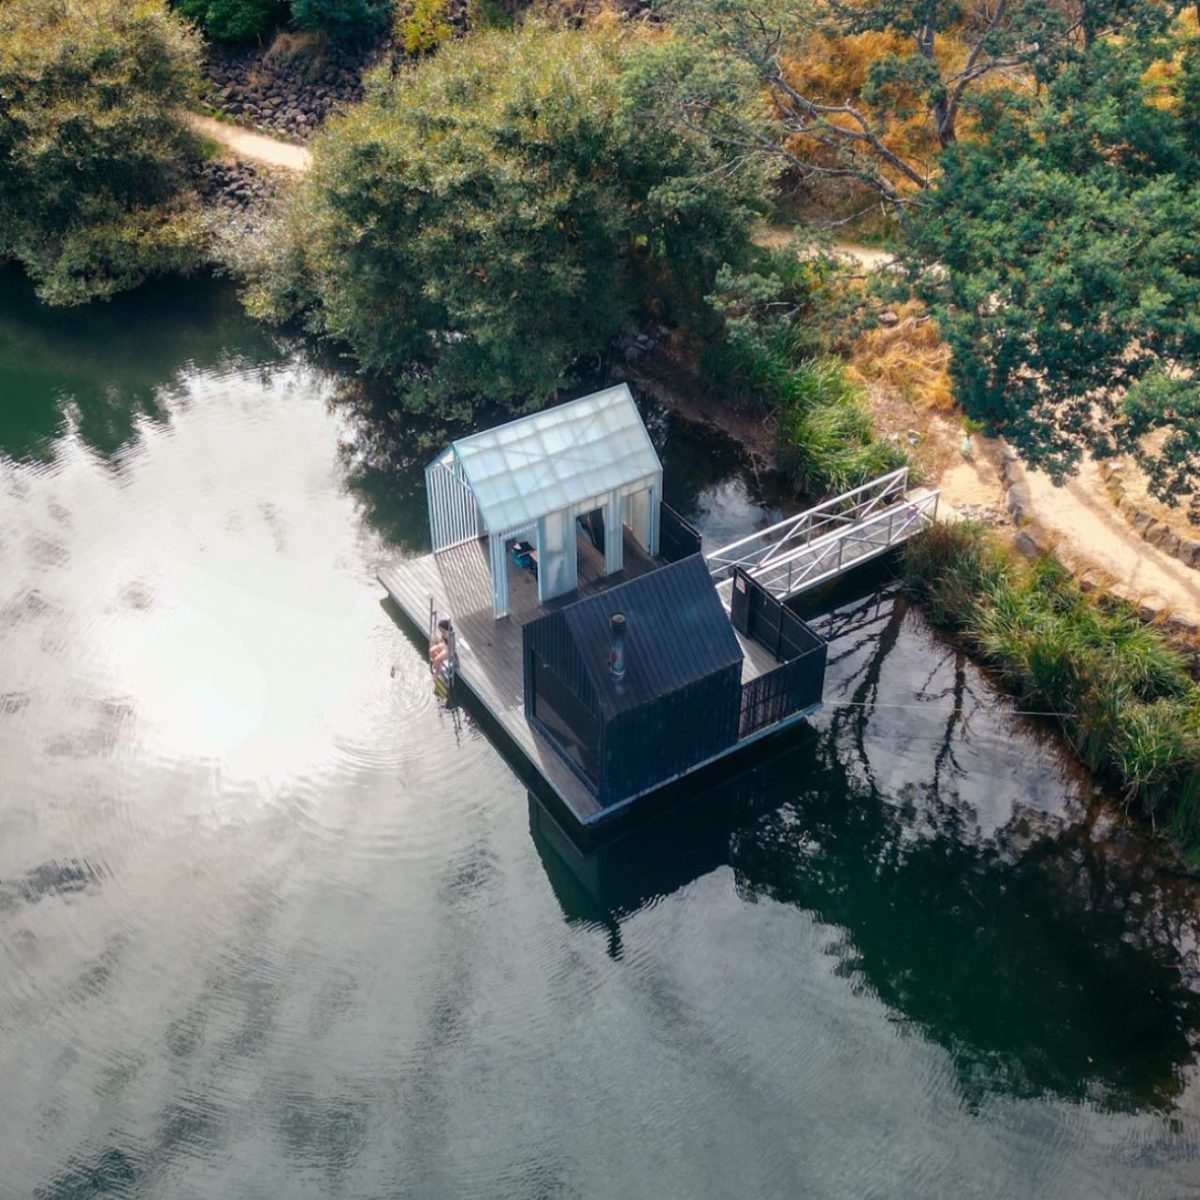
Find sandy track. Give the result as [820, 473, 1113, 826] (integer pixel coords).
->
[185, 112, 312, 172]
[1024, 461, 1200, 614]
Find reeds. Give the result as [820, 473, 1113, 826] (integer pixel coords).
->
[902, 522, 1200, 854]
[775, 381, 906, 495]
[705, 331, 906, 496]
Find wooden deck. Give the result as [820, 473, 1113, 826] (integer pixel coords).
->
[379, 533, 779, 826]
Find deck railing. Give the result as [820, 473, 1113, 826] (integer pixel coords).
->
[658, 501, 703, 563]
[706, 468, 912, 583]
[731, 567, 828, 739]
[739, 649, 827, 739]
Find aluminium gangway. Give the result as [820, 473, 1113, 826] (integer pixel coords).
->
[705, 467, 940, 603]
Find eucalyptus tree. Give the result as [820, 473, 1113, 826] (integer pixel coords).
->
[909, 37, 1200, 509]
[657, 0, 1179, 204]
[261, 22, 770, 419]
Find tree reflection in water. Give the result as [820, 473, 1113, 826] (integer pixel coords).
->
[0, 270, 287, 465]
[531, 579, 1200, 1115]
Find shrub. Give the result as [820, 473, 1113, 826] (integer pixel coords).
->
[290, 0, 392, 37]
[902, 522, 1200, 851]
[395, 0, 453, 55]
[0, 0, 206, 304]
[254, 22, 766, 418]
[172, 0, 285, 41]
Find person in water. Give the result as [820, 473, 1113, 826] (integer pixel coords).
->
[430, 618, 453, 676]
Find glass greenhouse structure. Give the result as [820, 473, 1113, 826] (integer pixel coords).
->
[424, 384, 664, 618]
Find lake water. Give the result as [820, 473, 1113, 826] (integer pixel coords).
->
[1, 272, 1198, 1198]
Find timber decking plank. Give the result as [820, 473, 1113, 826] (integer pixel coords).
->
[380, 550, 605, 823]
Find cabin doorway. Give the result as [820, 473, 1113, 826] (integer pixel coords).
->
[577, 509, 605, 554]
[622, 487, 657, 557]
[498, 526, 540, 615]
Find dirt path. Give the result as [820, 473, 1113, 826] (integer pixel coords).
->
[831, 242, 896, 271]
[752, 225, 897, 272]
[1024, 460, 1200, 616]
[186, 112, 312, 172]
[938, 438, 1200, 623]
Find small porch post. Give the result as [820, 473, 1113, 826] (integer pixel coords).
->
[604, 493, 623, 575]
[488, 532, 509, 618]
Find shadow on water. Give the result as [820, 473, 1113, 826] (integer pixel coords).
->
[639, 399, 793, 543]
[328, 383, 447, 555]
[531, 572, 1200, 1117]
[0, 269, 289, 465]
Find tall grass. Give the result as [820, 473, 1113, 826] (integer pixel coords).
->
[774, 366, 905, 494]
[703, 320, 907, 497]
[773, 355, 907, 495]
[902, 522, 1200, 854]
[703, 247, 906, 498]
[847, 300, 954, 411]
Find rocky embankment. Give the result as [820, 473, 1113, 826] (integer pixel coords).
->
[202, 40, 379, 142]
[197, 159, 280, 213]
[1100, 460, 1200, 570]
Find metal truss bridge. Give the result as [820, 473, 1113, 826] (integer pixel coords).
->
[706, 468, 941, 603]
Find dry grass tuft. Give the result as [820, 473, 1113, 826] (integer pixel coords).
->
[264, 30, 327, 76]
[848, 301, 955, 411]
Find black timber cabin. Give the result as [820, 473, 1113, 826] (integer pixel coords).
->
[523, 554, 748, 810]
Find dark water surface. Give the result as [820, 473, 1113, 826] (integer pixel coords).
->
[1, 272, 1199, 1198]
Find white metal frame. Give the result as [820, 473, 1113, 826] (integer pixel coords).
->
[706, 469, 940, 602]
[426, 453, 482, 553]
[706, 468, 912, 581]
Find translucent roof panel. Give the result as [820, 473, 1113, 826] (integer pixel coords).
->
[448, 385, 662, 533]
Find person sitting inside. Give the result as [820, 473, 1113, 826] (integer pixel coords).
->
[430, 618, 454, 676]
[510, 539, 537, 578]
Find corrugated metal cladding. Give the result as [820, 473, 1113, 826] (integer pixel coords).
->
[601, 663, 742, 807]
[523, 555, 746, 808]
[565, 555, 742, 717]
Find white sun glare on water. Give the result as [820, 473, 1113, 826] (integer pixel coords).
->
[112, 548, 374, 788]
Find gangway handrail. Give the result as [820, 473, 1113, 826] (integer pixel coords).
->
[748, 490, 939, 598]
[706, 467, 911, 581]
[754, 488, 935, 571]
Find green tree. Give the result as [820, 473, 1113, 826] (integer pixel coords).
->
[908, 36, 1200, 510]
[172, 0, 285, 41]
[290, 0, 392, 38]
[0, 0, 205, 305]
[258, 22, 768, 418]
[658, 0, 1179, 204]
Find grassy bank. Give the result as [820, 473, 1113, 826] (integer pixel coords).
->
[703, 248, 906, 497]
[902, 522, 1200, 857]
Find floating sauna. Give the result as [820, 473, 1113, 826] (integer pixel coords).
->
[379, 384, 828, 827]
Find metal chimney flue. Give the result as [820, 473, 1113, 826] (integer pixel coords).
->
[609, 613, 626, 680]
